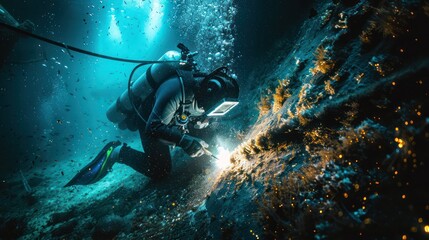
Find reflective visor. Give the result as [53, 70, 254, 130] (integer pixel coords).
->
[206, 99, 239, 117]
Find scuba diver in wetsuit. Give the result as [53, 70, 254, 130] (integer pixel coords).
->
[65, 44, 239, 186]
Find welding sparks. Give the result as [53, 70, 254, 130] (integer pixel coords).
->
[215, 146, 232, 168]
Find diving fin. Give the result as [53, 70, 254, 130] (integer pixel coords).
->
[64, 141, 121, 187]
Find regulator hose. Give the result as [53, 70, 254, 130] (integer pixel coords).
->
[127, 63, 151, 124]
[1, 22, 183, 124]
[0, 22, 178, 65]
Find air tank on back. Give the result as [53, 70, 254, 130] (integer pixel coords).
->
[106, 50, 182, 128]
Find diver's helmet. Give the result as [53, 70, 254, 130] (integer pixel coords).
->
[196, 67, 239, 117]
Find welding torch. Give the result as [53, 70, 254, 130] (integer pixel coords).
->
[203, 148, 219, 160]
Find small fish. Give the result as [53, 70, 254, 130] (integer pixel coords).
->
[83, 96, 87, 100]
[61, 171, 64, 176]
[56, 119, 63, 124]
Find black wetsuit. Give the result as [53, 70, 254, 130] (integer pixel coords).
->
[119, 73, 204, 179]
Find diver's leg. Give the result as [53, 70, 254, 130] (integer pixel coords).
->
[118, 135, 172, 180]
[141, 136, 172, 179]
[118, 93, 172, 179]
[117, 144, 148, 175]
[64, 139, 170, 187]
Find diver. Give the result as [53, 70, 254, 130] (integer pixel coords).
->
[0, 4, 35, 67]
[65, 44, 239, 186]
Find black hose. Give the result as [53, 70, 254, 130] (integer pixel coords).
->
[0, 22, 178, 65]
[1, 22, 181, 124]
[128, 63, 151, 124]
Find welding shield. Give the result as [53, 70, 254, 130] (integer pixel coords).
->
[196, 67, 239, 117]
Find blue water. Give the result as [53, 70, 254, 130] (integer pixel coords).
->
[0, 0, 236, 174]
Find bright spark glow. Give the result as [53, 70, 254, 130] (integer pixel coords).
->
[216, 146, 232, 169]
[109, 15, 122, 42]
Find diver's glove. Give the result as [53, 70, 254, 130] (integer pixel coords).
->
[179, 135, 209, 158]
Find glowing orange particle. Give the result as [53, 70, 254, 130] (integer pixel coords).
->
[402, 195, 406, 199]
[392, 82, 396, 86]
[424, 225, 429, 233]
[344, 193, 349, 198]
[354, 184, 360, 190]
[402, 235, 407, 240]
[418, 218, 423, 223]
[339, 154, 343, 159]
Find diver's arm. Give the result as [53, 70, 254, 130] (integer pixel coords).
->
[145, 77, 185, 144]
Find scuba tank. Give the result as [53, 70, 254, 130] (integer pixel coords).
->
[106, 50, 182, 128]
[106, 43, 239, 130]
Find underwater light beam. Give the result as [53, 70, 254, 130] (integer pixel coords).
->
[144, 0, 164, 42]
[109, 14, 122, 42]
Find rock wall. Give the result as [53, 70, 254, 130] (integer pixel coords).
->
[202, 0, 429, 238]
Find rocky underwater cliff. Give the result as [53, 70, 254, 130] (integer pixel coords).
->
[197, 0, 429, 239]
[1, 0, 429, 239]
